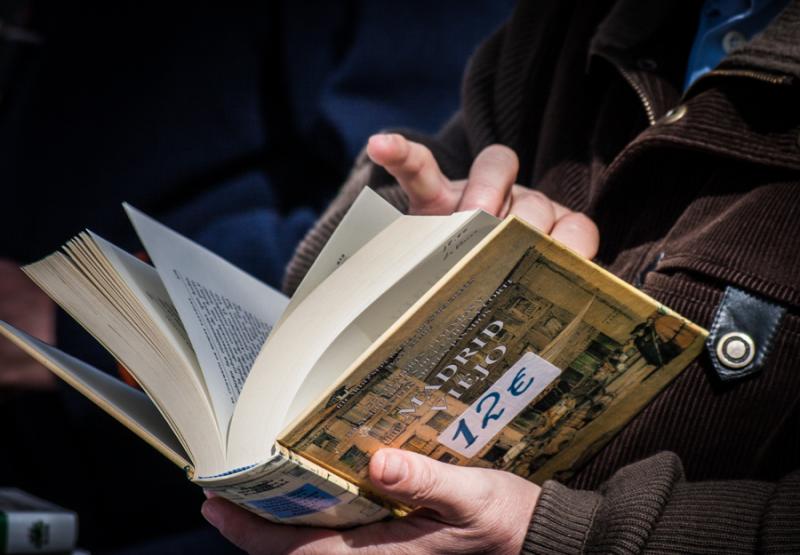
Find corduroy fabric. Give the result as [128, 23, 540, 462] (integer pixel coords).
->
[528, 452, 800, 554]
[283, 0, 800, 551]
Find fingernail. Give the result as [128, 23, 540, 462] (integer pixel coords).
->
[379, 133, 400, 146]
[201, 500, 222, 528]
[379, 452, 407, 486]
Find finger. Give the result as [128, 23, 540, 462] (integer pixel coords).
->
[202, 497, 331, 554]
[551, 201, 571, 221]
[507, 189, 557, 234]
[366, 134, 457, 215]
[457, 145, 518, 214]
[499, 192, 512, 218]
[203, 497, 422, 555]
[551, 212, 600, 259]
[369, 448, 488, 525]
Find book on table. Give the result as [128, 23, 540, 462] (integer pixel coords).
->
[0, 489, 77, 554]
[0, 188, 707, 527]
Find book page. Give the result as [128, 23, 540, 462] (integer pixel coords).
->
[125, 205, 289, 435]
[227, 211, 495, 468]
[281, 188, 402, 321]
[24, 239, 226, 472]
[283, 210, 499, 427]
[0, 322, 190, 469]
[88, 231, 201, 383]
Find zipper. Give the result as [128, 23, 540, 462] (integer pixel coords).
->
[683, 69, 794, 99]
[617, 66, 657, 126]
[618, 66, 793, 126]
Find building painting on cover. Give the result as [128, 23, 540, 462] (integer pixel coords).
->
[281, 219, 705, 485]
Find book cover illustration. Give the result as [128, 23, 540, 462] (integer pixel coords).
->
[283, 218, 705, 486]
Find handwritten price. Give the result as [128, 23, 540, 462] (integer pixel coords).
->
[439, 352, 561, 457]
[451, 366, 535, 448]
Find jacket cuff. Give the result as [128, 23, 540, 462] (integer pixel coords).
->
[523, 452, 686, 554]
[521, 451, 791, 554]
[644, 479, 773, 552]
[522, 481, 601, 555]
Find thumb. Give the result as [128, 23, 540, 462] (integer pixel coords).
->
[369, 448, 487, 524]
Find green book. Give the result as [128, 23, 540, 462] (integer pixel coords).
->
[0, 489, 77, 554]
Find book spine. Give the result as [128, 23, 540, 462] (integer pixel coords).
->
[201, 450, 391, 528]
[0, 510, 77, 554]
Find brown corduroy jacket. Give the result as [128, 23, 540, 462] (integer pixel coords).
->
[284, 1, 800, 552]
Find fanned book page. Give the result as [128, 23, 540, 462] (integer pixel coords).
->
[125, 205, 289, 436]
[20, 232, 225, 473]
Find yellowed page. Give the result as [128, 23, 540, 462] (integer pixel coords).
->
[88, 231, 201, 382]
[23, 249, 225, 475]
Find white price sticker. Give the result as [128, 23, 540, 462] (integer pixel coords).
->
[439, 351, 561, 457]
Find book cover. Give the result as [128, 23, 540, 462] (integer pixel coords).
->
[280, 217, 706, 489]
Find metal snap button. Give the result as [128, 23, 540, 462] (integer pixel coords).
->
[722, 30, 746, 54]
[661, 104, 687, 124]
[716, 331, 756, 369]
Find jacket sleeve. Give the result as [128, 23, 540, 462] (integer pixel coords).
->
[523, 451, 800, 554]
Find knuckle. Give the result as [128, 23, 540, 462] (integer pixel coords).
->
[562, 212, 599, 235]
[409, 461, 438, 505]
[466, 188, 503, 209]
[521, 189, 552, 206]
[404, 144, 434, 175]
[512, 191, 557, 226]
[479, 144, 519, 170]
[563, 210, 588, 224]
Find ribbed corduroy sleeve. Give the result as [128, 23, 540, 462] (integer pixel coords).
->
[523, 452, 800, 554]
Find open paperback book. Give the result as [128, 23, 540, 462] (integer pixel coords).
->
[0, 188, 707, 527]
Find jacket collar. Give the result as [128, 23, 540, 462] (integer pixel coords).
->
[719, 0, 800, 80]
[589, 0, 800, 82]
[588, 0, 800, 173]
[588, 0, 689, 59]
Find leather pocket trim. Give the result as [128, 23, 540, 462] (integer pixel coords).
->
[706, 286, 786, 382]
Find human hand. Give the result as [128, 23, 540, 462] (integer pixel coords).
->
[367, 133, 599, 259]
[0, 258, 56, 389]
[202, 448, 541, 555]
